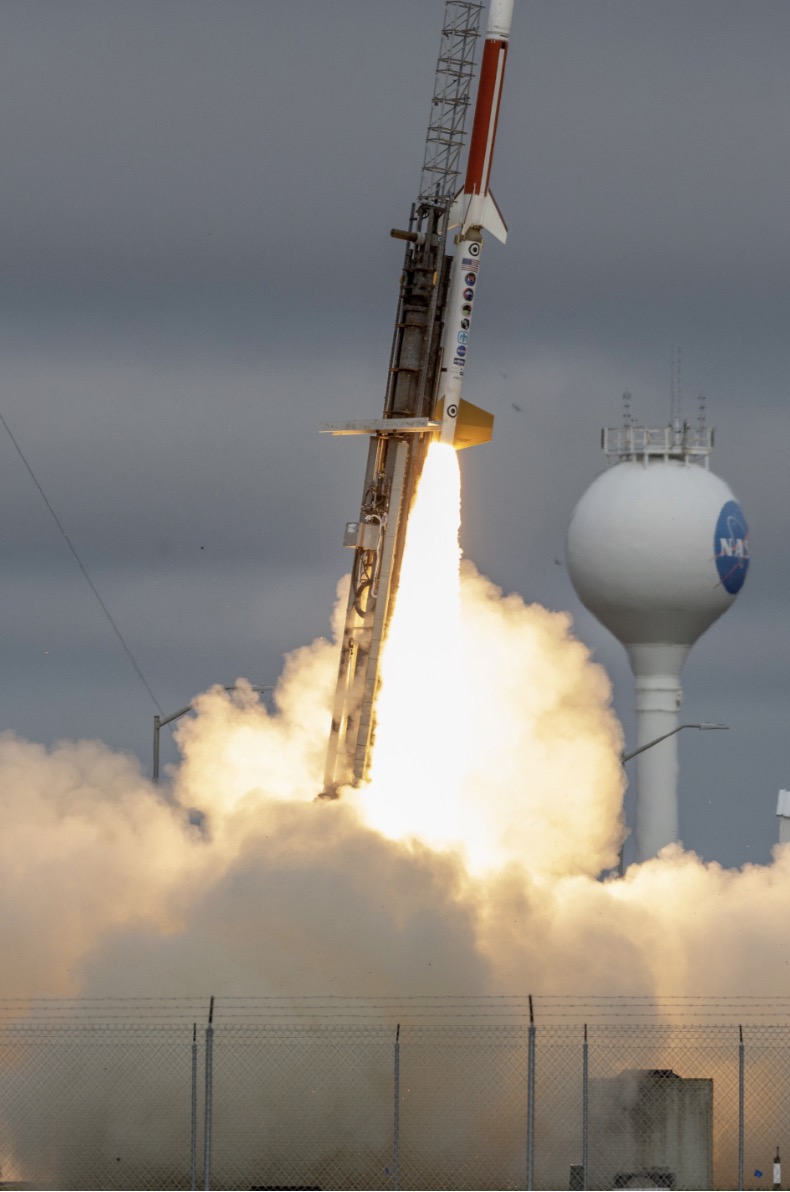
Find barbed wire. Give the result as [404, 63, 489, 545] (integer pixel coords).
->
[4, 995, 790, 1027]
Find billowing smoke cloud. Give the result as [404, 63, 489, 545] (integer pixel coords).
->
[0, 734, 193, 999]
[0, 533, 627, 1004]
[0, 502, 788, 1005]
[1, 463, 788, 1184]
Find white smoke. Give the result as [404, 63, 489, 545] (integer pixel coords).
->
[0, 440, 787, 1009]
[1, 509, 788, 1187]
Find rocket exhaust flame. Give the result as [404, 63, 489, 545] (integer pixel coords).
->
[361, 443, 469, 852]
[355, 439, 625, 875]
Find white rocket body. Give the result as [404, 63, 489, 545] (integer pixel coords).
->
[435, 0, 511, 448]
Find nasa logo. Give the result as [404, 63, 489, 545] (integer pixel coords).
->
[456, 345, 467, 357]
[713, 500, 750, 594]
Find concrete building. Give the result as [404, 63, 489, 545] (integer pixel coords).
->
[590, 1067, 713, 1190]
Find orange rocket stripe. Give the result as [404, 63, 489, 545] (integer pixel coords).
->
[463, 38, 509, 196]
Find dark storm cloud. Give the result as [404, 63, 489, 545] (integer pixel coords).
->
[0, 2, 422, 296]
[0, 0, 784, 862]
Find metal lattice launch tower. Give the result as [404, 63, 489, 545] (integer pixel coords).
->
[566, 414, 750, 861]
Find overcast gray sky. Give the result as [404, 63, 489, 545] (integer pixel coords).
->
[0, 0, 786, 869]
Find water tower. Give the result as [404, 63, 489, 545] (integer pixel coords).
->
[566, 413, 749, 861]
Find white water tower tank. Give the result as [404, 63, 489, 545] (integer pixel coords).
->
[566, 421, 749, 861]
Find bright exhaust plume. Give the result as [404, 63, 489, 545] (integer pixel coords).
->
[362, 443, 469, 854]
[0, 439, 787, 1017]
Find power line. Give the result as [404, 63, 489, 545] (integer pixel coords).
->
[0, 410, 164, 716]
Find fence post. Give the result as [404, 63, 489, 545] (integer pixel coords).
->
[527, 995, 536, 1191]
[582, 1024, 589, 1191]
[393, 1023, 401, 1191]
[204, 996, 215, 1192]
[738, 1023, 745, 1191]
[190, 1023, 198, 1191]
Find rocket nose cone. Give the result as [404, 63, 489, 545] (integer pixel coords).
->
[487, 0, 515, 39]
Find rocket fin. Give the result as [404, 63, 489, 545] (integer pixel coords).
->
[433, 397, 495, 449]
[476, 192, 508, 243]
[448, 191, 508, 244]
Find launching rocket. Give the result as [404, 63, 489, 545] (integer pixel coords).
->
[321, 0, 514, 796]
[435, 0, 511, 449]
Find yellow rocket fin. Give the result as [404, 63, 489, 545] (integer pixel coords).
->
[433, 398, 495, 449]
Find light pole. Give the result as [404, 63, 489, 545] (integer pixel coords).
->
[622, 722, 729, 764]
[153, 685, 272, 782]
[618, 722, 728, 872]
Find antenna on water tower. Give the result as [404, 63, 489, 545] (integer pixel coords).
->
[622, 390, 632, 428]
[566, 394, 750, 862]
[670, 347, 682, 433]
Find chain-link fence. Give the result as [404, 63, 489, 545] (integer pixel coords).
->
[0, 1001, 789, 1189]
